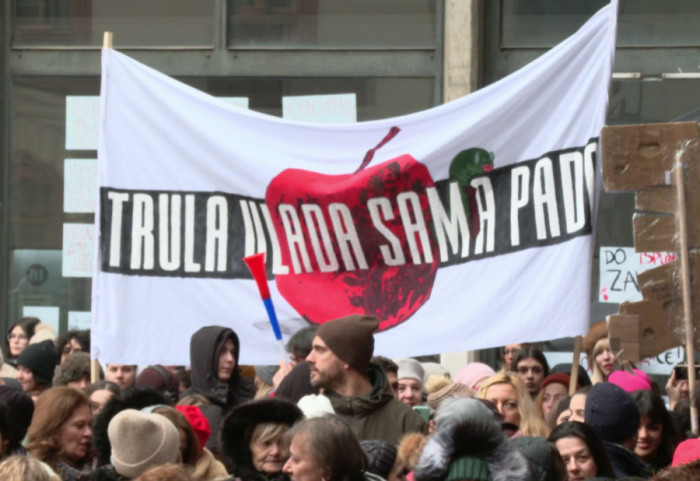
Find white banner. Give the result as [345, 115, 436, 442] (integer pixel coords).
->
[93, 2, 618, 365]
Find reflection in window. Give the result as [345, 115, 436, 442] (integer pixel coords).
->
[13, 0, 216, 47]
[228, 0, 437, 48]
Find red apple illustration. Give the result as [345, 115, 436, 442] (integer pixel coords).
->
[265, 127, 439, 331]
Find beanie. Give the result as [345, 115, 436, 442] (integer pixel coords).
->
[254, 365, 280, 386]
[17, 340, 58, 387]
[454, 363, 496, 390]
[608, 368, 652, 393]
[136, 365, 181, 401]
[361, 440, 398, 481]
[397, 358, 425, 383]
[175, 405, 211, 452]
[108, 409, 180, 478]
[0, 386, 34, 449]
[297, 394, 336, 418]
[672, 438, 700, 466]
[550, 363, 592, 387]
[53, 351, 92, 386]
[422, 362, 449, 379]
[446, 455, 492, 481]
[316, 315, 379, 375]
[540, 373, 577, 392]
[427, 382, 474, 412]
[584, 382, 640, 444]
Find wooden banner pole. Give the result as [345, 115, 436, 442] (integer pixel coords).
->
[92, 31, 113, 384]
[569, 336, 582, 396]
[674, 152, 698, 435]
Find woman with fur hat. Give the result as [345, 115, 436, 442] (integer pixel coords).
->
[27, 387, 94, 480]
[414, 398, 529, 481]
[221, 398, 303, 481]
[584, 321, 619, 384]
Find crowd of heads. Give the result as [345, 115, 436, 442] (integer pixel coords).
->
[0, 314, 698, 481]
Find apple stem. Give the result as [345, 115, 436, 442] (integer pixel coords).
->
[354, 126, 401, 173]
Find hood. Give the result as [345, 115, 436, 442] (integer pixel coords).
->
[190, 326, 242, 397]
[326, 363, 394, 415]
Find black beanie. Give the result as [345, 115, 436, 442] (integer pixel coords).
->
[361, 440, 397, 480]
[0, 386, 34, 449]
[584, 382, 640, 444]
[17, 340, 58, 387]
[316, 315, 379, 375]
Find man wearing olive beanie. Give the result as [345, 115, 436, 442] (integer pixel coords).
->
[307, 314, 427, 444]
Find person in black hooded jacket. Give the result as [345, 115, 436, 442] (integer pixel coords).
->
[184, 325, 255, 455]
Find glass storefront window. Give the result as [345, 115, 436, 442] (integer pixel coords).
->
[501, 0, 700, 48]
[228, 0, 437, 48]
[13, 0, 216, 47]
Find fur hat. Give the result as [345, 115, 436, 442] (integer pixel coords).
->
[454, 363, 495, 390]
[583, 321, 608, 358]
[221, 398, 303, 474]
[397, 358, 425, 383]
[414, 398, 529, 481]
[316, 315, 379, 375]
[361, 440, 398, 480]
[108, 409, 180, 478]
[399, 432, 429, 472]
[585, 382, 640, 444]
[427, 382, 474, 412]
[608, 368, 652, 392]
[17, 340, 58, 387]
[53, 351, 92, 386]
[28, 323, 56, 344]
[175, 405, 211, 452]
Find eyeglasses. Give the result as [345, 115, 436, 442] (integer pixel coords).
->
[7, 333, 28, 342]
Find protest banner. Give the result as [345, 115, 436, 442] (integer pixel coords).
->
[93, 2, 619, 365]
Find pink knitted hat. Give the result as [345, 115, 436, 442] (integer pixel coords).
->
[454, 363, 495, 390]
[608, 368, 652, 393]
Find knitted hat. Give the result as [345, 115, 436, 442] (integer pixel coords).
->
[108, 409, 180, 478]
[550, 363, 592, 387]
[672, 438, 700, 466]
[316, 315, 379, 375]
[584, 382, 640, 444]
[427, 382, 474, 412]
[135, 365, 181, 401]
[397, 358, 425, 383]
[540, 373, 576, 392]
[254, 365, 279, 385]
[454, 363, 495, 390]
[583, 321, 609, 358]
[422, 362, 449, 379]
[297, 394, 336, 418]
[361, 440, 398, 480]
[53, 351, 91, 386]
[446, 455, 492, 481]
[17, 340, 58, 387]
[175, 405, 211, 452]
[0, 385, 34, 449]
[608, 368, 652, 393]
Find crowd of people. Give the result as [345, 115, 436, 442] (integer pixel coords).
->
[0, 314, 699, 481]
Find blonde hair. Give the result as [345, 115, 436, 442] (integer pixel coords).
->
[0, 455, 60, 481]
[250, 422, 287, 446]
[591, 338, 610, 384]
[477, 372, 549, 437]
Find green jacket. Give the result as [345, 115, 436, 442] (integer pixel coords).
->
[325, 363, 428, 445]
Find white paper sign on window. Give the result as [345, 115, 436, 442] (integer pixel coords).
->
[220, 97, 249, 109]
[598, 247, 676, 303]
[68, 311, 92, 331]
[282, 93, 357, 123]
[62, 223, 95, 278]
[23, 306, 60, 332]
[66, 96, 100, 150]
[64, 159, 98, 213]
